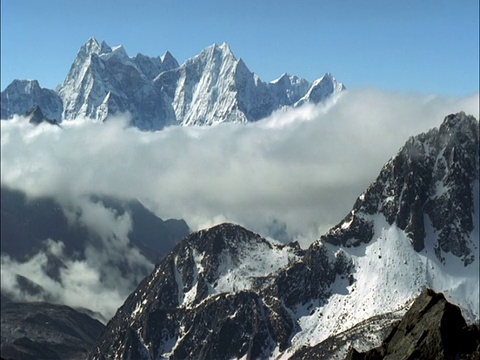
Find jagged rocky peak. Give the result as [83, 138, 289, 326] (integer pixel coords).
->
[1, 79, 63, 121]
[322, 112, 479, 265]
[188, 222, 272, 253]
[88, 223, 304, 359]
[2, 37, 344, 129]
[82, 36, 102, 55]
[160, 50, 176, 64]
[59, 38, 150, 123]
[270, 73, 308, 88]
[24, 105, 59, 126]
[271, 72, 292, 84]
[100, 40, 112, 54]
[294, 72, 345, 107]
[268, 73, 311, 106]
[76, 38, 130, 61]
[90, 223, 349, 358]
[183, 42, 240, 77]
[5, 78, 41, 93]
[164, 223, 302, 306]
[204, 42, 236, 60]
[345, 288, 480, 360]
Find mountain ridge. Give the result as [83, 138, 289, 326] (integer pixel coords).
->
[1, 38, 344, 130]
[1, 298, 105, 360]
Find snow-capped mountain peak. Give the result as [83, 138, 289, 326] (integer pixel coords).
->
[271, 73, 291, 84]
[1, 79, 63, 121]
[82, 36, 102, 55]
[185, 42, 236, 67]
[100, 40, 112, 54]
[323, 112, 479, 265]
[294, 72, 346, 107]
[160, 50, 178, 68]
[1, 38, 344, 129]
[99, 44, 130, 61]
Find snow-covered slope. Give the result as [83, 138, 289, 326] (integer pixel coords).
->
[89, 223, 304, 359]
[1, 79, 63, 121]
[58, 38, 179, 130]
[282, 111, 479, 357]
[282, 111, 479, 356]
[1, 38, 344, 129]
[294, 73, 345, 107]
[88, 112, 479, 359]
[284, 211, 478, 358]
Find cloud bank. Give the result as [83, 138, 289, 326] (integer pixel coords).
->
[2, 89, 478, 241]
[1, 89, 478, 319]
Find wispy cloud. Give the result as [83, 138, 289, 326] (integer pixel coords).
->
[0, 198, 154, 320]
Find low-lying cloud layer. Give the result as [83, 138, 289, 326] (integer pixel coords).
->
[1, 88, 478, 319]
[0, 197, 154, 320]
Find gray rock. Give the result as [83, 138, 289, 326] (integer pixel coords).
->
[344, 288, 480, 360]
[1, 299, 105, 360]
[1, 80, 62, 121]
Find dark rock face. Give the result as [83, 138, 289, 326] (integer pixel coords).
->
[1, 187, 88, 261]
[289, 313, 401, 360]
[91, 291, 293, 360]
[0, 299, 104, 360]
[323, 112, 479, 265]
[320, 212, 374, 248]
[266, 242, 352, 309]
[88, 224, 286, 359]
[25, 105, 60, 126]
[344, 288, 480, 360]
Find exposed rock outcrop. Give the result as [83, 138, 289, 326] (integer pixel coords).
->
[344, 288, 480, 360]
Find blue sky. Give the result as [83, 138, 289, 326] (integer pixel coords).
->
[1, 0, 478, 96]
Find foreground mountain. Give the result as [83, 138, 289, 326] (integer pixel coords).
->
[344, 288, 480, 360]
[1, 38, 344, 129]
[89, 223, 304, 359]
[1, 296, 104, 360]
[89, 112, 479, 359]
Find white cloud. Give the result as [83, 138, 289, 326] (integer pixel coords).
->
[1, 89, 478, 319]
[2, 90, 478, 243]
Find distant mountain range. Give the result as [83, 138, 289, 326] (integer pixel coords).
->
[88, 112, 479, 359]
[1, 38, 345, 130]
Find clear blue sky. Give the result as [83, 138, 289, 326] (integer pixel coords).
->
[1, 0, 478, 96]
